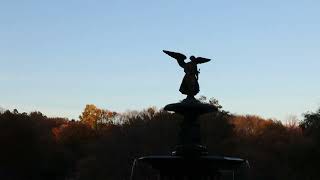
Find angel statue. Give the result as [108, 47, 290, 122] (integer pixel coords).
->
[163, 50, 211, 98]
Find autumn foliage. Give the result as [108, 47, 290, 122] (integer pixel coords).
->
[0, 103, 320, 180]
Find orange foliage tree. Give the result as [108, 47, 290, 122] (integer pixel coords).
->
[79, 104, 117, 130]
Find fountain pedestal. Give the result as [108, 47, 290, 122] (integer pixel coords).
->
[130, 97, 249, 179]
[164, 97, 217, 156]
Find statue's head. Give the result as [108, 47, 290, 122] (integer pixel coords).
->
[190, 56, 196, 62]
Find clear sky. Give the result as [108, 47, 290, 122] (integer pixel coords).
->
[1, 0, 320, 121]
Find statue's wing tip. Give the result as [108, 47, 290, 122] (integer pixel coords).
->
[163, 50, 171, 54]
[196, 57, 211, 63]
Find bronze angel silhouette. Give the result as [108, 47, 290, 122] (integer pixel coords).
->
[163, 50, 211, 98]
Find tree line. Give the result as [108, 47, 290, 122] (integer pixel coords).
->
[0, 99, 319, 180]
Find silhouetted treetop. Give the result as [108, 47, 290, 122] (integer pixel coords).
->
[300, 108, 320, 141]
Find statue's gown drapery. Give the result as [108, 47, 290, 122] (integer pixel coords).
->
[179, 62, 199, 96]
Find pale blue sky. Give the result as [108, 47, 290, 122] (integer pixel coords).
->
[1, 0, 320, 121]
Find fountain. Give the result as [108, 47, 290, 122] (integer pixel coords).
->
[130, 50, 249, 180]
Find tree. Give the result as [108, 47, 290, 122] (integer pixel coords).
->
[197, 96, 223, 110]
[79, 104, 116, 129]
[300, 108, 320, 141]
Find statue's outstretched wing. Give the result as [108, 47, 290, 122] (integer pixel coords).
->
[195, 57, 211, 64]
[163, 50, 186, 68]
